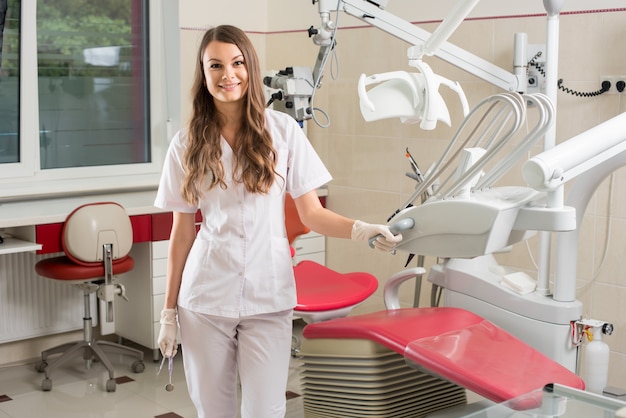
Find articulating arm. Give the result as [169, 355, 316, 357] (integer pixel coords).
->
[312, 0, 525, 92]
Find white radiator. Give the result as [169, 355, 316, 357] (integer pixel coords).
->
[0, 252, 95, 343]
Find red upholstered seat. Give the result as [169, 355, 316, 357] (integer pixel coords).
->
[294, 260, 378, 312]
[302, 307, 585, 404]
[285, 194, 378, 322]
[285, 193, 310, 243]
[36, 256, 134, 281]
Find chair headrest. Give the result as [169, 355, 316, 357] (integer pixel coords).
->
[285, 194, 310, 244]
[62, 202, 133, 264]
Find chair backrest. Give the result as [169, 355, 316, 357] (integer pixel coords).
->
[285, 193, 310, 244]
[62, 202, 133, 265]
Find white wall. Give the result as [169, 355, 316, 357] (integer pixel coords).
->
[178, 0, 268, 31]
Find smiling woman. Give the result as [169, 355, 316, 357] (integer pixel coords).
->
[203, 42, 249, 106]
[0, 0, 180, 201]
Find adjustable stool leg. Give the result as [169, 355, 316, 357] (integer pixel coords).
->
[82, 291, 95, 369]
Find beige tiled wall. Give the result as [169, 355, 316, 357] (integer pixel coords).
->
[262, 10, 626, 389]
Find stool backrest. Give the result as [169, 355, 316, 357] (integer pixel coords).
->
[285, 193, 310, 244]
[62, 202, 133, 265]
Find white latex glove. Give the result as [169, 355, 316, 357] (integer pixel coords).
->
[351, 220, 403, 253]
[158, 308, 179, 358]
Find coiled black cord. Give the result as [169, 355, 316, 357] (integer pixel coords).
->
[528, 52, 610, 97]
[557, 78, 611, 97]
[528, 53, 546, 78]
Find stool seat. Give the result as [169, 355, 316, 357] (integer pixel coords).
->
[302, 307, 585, 404]
[294, 260, 378, 312]
[36, 256, 134, 282]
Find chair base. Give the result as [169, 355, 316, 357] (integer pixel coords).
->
[35, 287, 145, 392]
[291, 304, 365, 357]
[36, 337, 145, 392]
[302, 307, 585, 404]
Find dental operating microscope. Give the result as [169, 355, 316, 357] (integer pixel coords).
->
[266, 0, 625, 390]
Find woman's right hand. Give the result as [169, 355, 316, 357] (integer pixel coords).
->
[158, 308, 179, 358]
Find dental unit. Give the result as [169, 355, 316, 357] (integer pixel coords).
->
[266, 0, 626, 412]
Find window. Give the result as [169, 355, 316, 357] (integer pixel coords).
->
[0, 0, 19, 165]
[36, 0, 150, 169]
[0, 0, 180, 201]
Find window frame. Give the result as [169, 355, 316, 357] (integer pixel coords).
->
[0, 0, 180, 201]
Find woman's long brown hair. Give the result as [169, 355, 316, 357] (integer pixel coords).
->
[181, 25, 277, 205]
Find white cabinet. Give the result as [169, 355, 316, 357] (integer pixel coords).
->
[293, 231, 325, 265]
[150, 240, 169, 357]
[114, 240, 168, 361]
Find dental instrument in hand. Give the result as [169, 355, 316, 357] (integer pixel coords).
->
[368, 217, 415, 250]
[158, 356, 174, 392]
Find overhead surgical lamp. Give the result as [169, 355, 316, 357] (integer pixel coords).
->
[361, 0, 478, 129]
[356, 0, 479, 130]
[357, 62, 469, 130]
[357, 71, 437, 126]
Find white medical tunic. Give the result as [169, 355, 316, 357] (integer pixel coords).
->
[154, 109, 332, 318]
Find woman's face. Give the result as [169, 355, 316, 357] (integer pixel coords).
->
[202, 41, 249, 105]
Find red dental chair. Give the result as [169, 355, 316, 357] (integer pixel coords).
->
[300, 266, 586, 410]
[285, 195, 585, 413]
[285, 194, 378, 354]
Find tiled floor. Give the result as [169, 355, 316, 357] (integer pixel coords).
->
[0, 322, 492, 418]
[0, 329, 306, 418]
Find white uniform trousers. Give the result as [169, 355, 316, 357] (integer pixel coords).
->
[178, 306, 293, 418]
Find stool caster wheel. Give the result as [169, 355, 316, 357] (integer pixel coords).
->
[42, 378, 52, 391]
[132, 360, 145, 373]
[35, 361, 48, 373]
[106, 379, 116, 392]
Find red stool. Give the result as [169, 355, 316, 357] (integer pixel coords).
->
[34, 202, 145, 392]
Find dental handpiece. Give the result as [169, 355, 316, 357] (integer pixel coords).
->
[368, 218, 415, 249]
